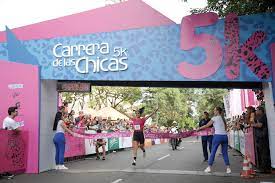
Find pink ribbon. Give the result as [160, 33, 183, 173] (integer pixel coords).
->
[72, 128, 214, 139]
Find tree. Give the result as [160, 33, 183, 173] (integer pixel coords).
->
[191, 0, 275, 17]
[194, 89, 228, 119]
[88, 86, 142, 111]
[142, 88, 195, 128]
[61, 92, 88, 111]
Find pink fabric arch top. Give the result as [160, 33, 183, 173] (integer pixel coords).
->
[0, 0, 175, 42]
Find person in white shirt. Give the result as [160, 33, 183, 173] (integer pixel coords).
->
[197, 107, 231, 174]
[53, 112, 74, 170]
[2, 106, 20, 131]
[1, 106, 19, 180]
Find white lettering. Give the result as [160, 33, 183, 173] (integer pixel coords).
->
[52, 43, 128, 74]
[108, 58, 119, 72]
[100, 58, 109, 72]
[62, 45, 71, 57]
[113, 47, 120, 57]
[87, 58, 97, 73]
[85, 44, 95, 56]
[120, 48, 127, 57]
[119, 57, 128, 71]
[53, 44, 62, 58]
[75, 57, 88, 74]
[100, 43, 109, 54]
[52, 59, 62, 67]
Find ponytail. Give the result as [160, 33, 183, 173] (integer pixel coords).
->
[221, 115, 227, 131]
[216, 107, 227, 131]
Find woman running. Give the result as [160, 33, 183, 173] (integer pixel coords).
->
[130, 107, 158, 166]
[197, 107, 231, 174]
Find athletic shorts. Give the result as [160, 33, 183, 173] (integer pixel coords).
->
[96, 140, 106, 147]
[133, 131, 145, 144]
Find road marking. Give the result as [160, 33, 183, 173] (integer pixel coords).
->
[63, 168, 239, 177]
[179, 147, 184, 150]
[111, 178, 123, 183]
[157, 154, 170, 161]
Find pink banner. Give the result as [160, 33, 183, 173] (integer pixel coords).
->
[72, 129, 213, 139]
[0, 60, 39, 173]
[247, 89, 256, 106]
[241, 90, 246, 112]
[64, 129, 85, 158]
[245, 128, 256, 165]
[0, 130, 28, 173]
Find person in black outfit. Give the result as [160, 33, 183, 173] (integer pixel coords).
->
[199, 112, 213, 162]
[252, 106, 271, 173]
[53, 106, 65, 131]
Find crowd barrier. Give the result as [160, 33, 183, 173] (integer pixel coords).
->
[65, 130, 169, 159]
[0, 130, 28, 173]
[228, 128, 255, 165]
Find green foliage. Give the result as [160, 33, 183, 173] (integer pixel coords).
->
[142, 88, 196, 128]
[89, 86, 142, 110]
[194, 89, 228, 119]
[61, 86, 227, 129]
[191, 0, 275, 17]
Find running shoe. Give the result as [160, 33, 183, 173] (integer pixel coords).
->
[204, 167, 211, 173]
[226, 167, 231, 174]
[59, 165, 68, 170]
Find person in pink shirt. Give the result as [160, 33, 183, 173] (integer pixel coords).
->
[130, 107, 158, 166]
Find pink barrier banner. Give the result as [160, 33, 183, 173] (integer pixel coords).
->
[72, 129, 213, 139]
[64, 129, 85, 158]
[73, 131, 132, 139]
[0, 130, 28, 173]
[245, 128, 256, 165]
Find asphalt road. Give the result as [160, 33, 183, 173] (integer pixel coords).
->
[1, 137, 274, 183]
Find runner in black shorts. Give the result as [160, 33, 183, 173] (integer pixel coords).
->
[130, 107, 158, 166]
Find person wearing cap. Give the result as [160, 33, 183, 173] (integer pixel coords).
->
[128, 107, 158, 166]
[251, 106, 271, 173]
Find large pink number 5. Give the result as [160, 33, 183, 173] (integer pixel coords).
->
[178, 12, 223, 79]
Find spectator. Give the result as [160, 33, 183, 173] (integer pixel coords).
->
[199, 112, 213, 162]
[63, 101, 69, 113]
[53, 112, 74, 170]
[245, 106, 256, 125]
[1, 106, 20, 179]
[252, 106, 271, 173]
[95, 129, 106, 160]
[2, 106, 20, 131]
[75, 111, 84, 125]
[68, 110, 75, 124]
[53, 106, 65, 131]
[198, 107, 231, 174]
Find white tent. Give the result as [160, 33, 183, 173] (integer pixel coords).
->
[96, 106, 129, 120]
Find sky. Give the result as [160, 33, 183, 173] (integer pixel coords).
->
[0, 0, 207, 31]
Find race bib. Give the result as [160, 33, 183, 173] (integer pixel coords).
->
[134, 125, 141, 130]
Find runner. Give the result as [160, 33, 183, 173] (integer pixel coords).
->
[130, 107, 158, 166]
